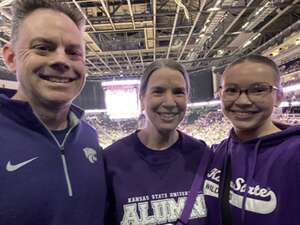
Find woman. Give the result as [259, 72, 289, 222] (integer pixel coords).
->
[204, 55, 300, 225]
[104, 59, 210, 225]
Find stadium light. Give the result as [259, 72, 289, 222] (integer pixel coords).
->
[102, 79, 140, 87]
[85, 109, 107, 114]
[188, 100, 221, 108]
[282, 83, 300, 93]
[279, 101, 300, 108]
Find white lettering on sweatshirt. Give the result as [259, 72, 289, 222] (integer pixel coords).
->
[121, 194, 206, 225]
[204, 168, 277, 214]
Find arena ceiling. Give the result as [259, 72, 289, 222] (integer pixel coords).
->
[0, 0, 299, 80]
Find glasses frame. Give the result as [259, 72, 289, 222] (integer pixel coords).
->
[219, 83, 279, 102]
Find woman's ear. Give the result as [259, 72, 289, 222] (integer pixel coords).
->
[2, 42, 17, 72]
[215, 87, 222, 100]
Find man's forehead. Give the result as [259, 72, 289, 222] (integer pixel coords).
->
[20, 8, 80, 31]
[16, 9, 84, 43]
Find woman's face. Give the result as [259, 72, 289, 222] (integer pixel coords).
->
[221, 61, 282, 138]
[140, 67, 188, 134]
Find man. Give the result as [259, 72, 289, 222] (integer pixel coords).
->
[204, 55, 300, 225]
[0, 1, 106, 224]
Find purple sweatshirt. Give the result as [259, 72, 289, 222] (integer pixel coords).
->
[103, 130, 210, 225]
[204, 124, 300, 225]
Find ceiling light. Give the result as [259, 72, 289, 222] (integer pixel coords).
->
[252, 33, 261, 40]
[217, 49, 224, 55]
[242, 22, 249, 29]
[243, 40, 251, 48]
[201, 25, 207, 33]
[215, 0, 222, 7]
[255, 6, 265, 16]
[207, 7, 221, 12]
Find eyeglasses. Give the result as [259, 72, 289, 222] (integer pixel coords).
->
[220, 82, 279, 102]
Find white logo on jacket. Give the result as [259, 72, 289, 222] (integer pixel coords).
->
[83, 147, 98, 163]
[204, 168, 277, 214]
[6, 157, 39, 172]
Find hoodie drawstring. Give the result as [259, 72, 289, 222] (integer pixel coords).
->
[219, 140, 232, 225]
[240, 139, 262, 225]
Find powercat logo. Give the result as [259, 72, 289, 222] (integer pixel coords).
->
[204, 168, 277, 214]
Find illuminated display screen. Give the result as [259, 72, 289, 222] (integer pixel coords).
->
[102, 80, 140, 119]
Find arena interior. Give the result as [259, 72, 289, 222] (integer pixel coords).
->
[0, 0, 299, 147]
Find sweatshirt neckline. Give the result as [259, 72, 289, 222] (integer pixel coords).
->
[133, 130, 182, 166]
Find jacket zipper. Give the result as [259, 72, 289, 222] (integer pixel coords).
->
[59, 145, 73, 196]
[32, 110, 79, 197]
[56, 126, 77, 197]
[46, 123, 77, 197]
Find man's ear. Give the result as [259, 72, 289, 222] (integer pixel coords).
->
[2, 42, 16, 72]
[139, 95, 145, 112]
[274, 87, 284, 107]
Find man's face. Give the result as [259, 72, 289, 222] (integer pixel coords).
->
[4, 9, 85, 108]
[140, 67, 188, 134]
[220, 61, 282, 137]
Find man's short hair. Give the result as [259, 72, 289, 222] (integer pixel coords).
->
[225, 54, 281, 85]
[11, 0, 85, 44]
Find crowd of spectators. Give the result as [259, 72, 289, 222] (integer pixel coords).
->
[274, 113, 300, 125]
[84, 113, 137, 147]
[84, 109, 300, 148]
[85, 110, 298, 148]
[279, 58, 300, 75]
[179, 110, 232, 146]
[279, 58, 300, 87]
[281, 77, 300, 87]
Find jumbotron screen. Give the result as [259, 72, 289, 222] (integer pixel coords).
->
[102, 80, 140, 119]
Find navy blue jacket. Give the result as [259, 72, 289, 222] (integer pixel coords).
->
[0, 93, 107, 225]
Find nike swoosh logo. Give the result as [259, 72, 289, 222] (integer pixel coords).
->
[6, 157, 39, 172]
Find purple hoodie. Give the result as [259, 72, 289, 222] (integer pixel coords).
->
[204, 124, 300, 225]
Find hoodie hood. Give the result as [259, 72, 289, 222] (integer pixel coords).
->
[229, 121, 300, 147]
[0, 91, 85, 135]
[214, 123, 300, 225]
